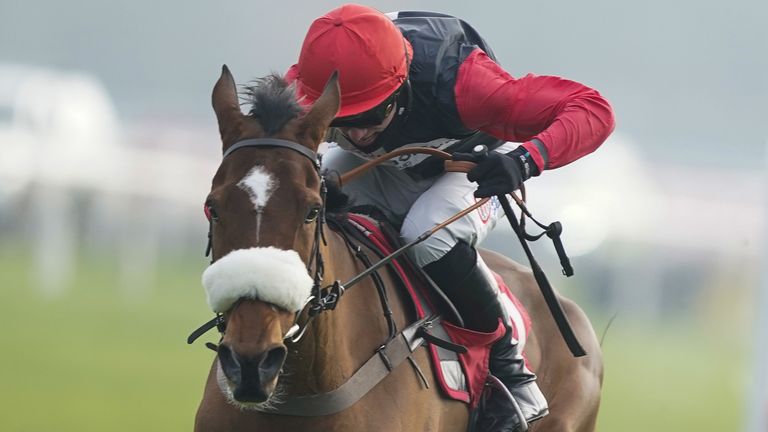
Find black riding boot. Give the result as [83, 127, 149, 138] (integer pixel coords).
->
[423, 241, 548, 432]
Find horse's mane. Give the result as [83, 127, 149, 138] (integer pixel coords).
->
[243, 74, 303, 135]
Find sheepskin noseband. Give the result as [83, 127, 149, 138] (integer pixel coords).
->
[202, 247, 313, 313]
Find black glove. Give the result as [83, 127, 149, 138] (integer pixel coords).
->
[453, 146, 539, 198]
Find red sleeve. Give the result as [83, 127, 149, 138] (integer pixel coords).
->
[455, 49, 615, 171]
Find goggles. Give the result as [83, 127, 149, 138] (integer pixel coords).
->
[330, 90, 399, 128]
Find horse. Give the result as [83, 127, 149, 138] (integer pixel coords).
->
[193, 65, 603, 432]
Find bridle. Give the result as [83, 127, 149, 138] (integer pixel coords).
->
[221, 138, 321, 167]
[189, 137, 381, 347]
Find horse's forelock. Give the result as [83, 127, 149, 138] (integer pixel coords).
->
[244, 74, 304, 135]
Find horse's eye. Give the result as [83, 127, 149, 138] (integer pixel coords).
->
[204, 202, 219, 222]
[304, 206, 321, 223]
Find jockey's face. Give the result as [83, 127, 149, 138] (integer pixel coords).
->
[337, 102, 397, 148]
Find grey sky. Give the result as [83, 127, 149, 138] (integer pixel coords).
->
[1, 0, 765, 167]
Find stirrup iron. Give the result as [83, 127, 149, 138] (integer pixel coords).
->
[486, 374, 529, 432]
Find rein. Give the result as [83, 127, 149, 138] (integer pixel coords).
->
[190, 140, 485, 348]
[336, 145, 585, 357]
[187, 138, 585, 415]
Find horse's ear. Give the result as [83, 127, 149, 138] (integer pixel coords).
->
[212, 65, 242, 146]
[300, 71, 340, 147]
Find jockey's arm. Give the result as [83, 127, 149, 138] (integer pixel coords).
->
[454, 49, 616, 173]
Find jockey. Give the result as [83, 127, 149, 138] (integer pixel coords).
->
[286, 4, 615, 431]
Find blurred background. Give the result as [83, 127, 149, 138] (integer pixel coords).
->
[1, 0, 765, 430]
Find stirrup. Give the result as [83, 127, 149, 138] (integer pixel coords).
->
[486, 374, 529, 432]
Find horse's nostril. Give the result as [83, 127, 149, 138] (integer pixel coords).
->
[217, 344, 286, 402]
[259, 346, 287, 381]
[217, 344, 242, 384]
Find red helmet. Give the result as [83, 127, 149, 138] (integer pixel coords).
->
[287, 4, 412, 118]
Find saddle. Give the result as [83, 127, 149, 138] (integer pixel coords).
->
[329, 211, 532, 408]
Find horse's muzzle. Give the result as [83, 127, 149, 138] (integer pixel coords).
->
[217, 343, 287, 402]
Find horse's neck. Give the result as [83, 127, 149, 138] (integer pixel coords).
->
[282, 229, 406, 395]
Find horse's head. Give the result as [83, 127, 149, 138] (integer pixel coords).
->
[203, 65, 339, 407]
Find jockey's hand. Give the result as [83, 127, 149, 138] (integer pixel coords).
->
[453, 146, 539, 198]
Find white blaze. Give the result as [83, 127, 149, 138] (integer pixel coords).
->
[237, 165, 278, 241]
[238, 165, 278, 210]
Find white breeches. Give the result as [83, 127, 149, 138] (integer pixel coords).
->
[322, 142, 516, 267]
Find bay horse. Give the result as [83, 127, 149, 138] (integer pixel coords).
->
[193, 65, 603, 431]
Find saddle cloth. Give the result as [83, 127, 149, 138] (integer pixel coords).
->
[343, 213, 532, 407]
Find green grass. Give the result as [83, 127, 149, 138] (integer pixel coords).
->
[0, 252, 215, 431]
[0, 252, 748, 431]
[597, 323, 746, 431]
